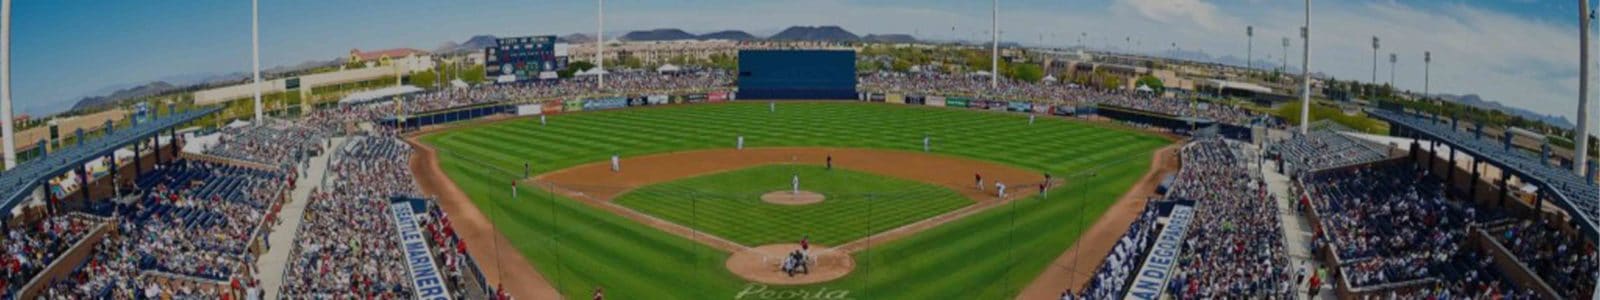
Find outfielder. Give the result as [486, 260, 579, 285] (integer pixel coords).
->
[792, 174, 800, 195]
[737, 135, 745, 150]
[923, 135, 931, 152]
[611, 154, 620, 172]
[1029, 114, 1036, 125]
[770, 101, 776, 112]
[540, 114, 547, 126]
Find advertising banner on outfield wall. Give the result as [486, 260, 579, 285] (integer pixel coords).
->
[1032, 103, 1050, 113]
[1051, 105, 1075, 116]
[542, 101, 563, 115]
[970, 99, 989, 109]
[626, 96, 646, 107]
[516, 104, 542, 116]
[905, 95, 926, 105]
[868, 93, 885, 102]
[945, 97, 969, 108]
[686, 94, 707, 104]
[708, 91, 729, 102]
[563, 99, 584, 112]
[1007, 101, 1032, 112]
[648, 95, 669, 105]
[584, 97, 627, 110]
[926, 96, 946, 107]
[671, 95, 686, 104]
[886, 93, 905, 104]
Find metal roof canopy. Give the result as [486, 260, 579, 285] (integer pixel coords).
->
[0, 106, 220, 216]
[1369, 109, 1599, 238]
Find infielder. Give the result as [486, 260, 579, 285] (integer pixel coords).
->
[611, 154, 620, 172]
[975, 172, 983, 191]
[792, 174, 800, 195]
[996, 181, 1006, 198]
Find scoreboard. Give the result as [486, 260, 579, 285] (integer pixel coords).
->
[485, 35, 569, 81]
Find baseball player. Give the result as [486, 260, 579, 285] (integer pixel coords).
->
[996, 181, 1006, 198]
[826, 155, 833, 170]
[737, 135, 745, 150]
[770, 101, 776, 112]
[975, 173, 984, 191]
[792, 174, 800, 195]
[1029, 114, 1036, 125]
[540, 114, 547, 126]
[611, 154, 620, 172]
[923, 135, 931, 152]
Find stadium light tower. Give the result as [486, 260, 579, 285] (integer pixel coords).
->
[251, 0, 262, 123]
[597, 0, 605, 90]
[1389, 53, 1397, 87]
[1423, 51, 1431, 96]
[1577, 0, 1593, 177]
[1371, 36, 1380, 85]
[991, 0, 999, 89]
[1, 0, 12, 170]
[1300, 0, 1312, 134]
[1282, 37, 1290, 73]
[1246, 26, 1253, 71]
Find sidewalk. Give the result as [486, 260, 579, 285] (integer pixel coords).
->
[254, 137, 345, 300]
[1260, 158, 1335, 299]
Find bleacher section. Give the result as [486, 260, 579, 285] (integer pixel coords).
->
[1303, 163, 1531, 298]
[1369, 109, 1599, 237]
[1168, 139, 1293, 298]
[1071, 203, 1160, 299]
[1270, 122, 1392, 174]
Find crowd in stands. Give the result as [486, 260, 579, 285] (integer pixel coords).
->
[1067, 203, 1159, 299]
[1270, 126, 1390, 174]
[419, 203, 478, 299]
[1303, 163, 1530, 298]
[205, 121, 329, 170]
[1497, 219, 1597, 298]
[0, 214, 100, 299]
[1165, 138, 1293, 298]
[120, 160, 289, 281]
[858, 72, 1258, 124]
[280, 136, 419, 298]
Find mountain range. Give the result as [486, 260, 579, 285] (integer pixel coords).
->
[1435, 93, 1574, 129]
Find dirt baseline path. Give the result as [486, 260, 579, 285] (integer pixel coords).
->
[406, 137, 564, 300]
[1015, 145, 1180, 299]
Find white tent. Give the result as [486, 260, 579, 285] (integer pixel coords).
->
[339, 85, 424, 105]
[1042, 75, 1058, 82]
[450, 79, 469, 89]
[576, 68, 610, 77]
[656, 64, 681, 74]
[972, 71, 993, 77]
[1136, 84, 1154, 93]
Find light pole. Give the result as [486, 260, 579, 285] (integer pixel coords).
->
[1423, 51, 1431, 97]
[1, 0, 13, 170]
[1389, 53, 1397, 88]
[1282, 37, 1290, 73]
[597, 0, 605, 89]
[1371, 36, 1380, 85]
[991, 0, 999, 89]
[252, 0, 262, 123]
[1578, 0, 1593, 177]
[1246, 26, 1254, 71]
[1300, 0, 1312, 134]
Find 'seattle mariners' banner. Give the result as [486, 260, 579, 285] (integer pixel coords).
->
[1124, 205, 1194, 300]
[391, 204, 453, 300]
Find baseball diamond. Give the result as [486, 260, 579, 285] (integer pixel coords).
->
[415, 102, 1171, 299]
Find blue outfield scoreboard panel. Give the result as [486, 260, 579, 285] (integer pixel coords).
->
[485, 35, 569, 80]
[737, 50, 858, 100]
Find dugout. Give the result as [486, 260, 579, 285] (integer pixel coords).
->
[380, 103, 512, 129]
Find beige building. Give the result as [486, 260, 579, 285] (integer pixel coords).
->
[568, 40, 738, 66]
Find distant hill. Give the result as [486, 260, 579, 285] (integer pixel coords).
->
[698, 30, 757, 41]
[436, 35, 499, 53]
[1436, 93, 1575, 129]
[70, 81, 180, 112]
[620, 28, 697, 41]
[863, 34, 916, 43]
[768, 26, 859, 42]
[559, 33, 593, 44]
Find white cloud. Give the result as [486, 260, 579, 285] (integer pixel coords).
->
[1112, 0, 1235, 32]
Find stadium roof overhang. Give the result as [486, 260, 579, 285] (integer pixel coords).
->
[1369, 109, 1600, 237]
[0, 106, 221, 217]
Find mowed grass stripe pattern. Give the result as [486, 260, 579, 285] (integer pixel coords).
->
[423, 102, 1170, 299]
[614, 165, 970, 246]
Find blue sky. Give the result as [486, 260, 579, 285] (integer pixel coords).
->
[7, 0, 1598, 132]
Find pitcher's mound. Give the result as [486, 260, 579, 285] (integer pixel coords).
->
[726, 244, 854, 285]
[761, 191, 825, 205]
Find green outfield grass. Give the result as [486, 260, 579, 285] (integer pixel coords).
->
[421, 102, 1170, 299]
[614, 165, 971, 246]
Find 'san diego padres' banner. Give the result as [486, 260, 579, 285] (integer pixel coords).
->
[390, 204, 452, 300]
[1124, 205, 1193, 300]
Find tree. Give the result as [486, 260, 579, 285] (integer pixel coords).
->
[1008, 63, 1044, 83]
[1135, 75, 1165, 93]
[891, 59, 913, 72]
[409, 70, 437, 89]
[857, 60, 882, 73]
[461, 65, 487, 85]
